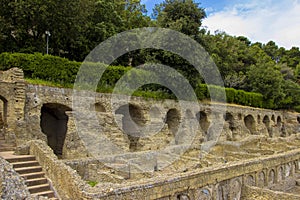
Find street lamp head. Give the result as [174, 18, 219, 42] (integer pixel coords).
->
[45, 31, 51, 37]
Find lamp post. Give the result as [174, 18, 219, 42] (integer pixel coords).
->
[45, 31, 51, 54]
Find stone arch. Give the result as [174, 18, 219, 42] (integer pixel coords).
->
[224, 112, 235, 140]
[0, 95, 8, 129]
[297, 116, 300, 123]
[285, 163, 292, 177]
[224, 112, 234, 131]
[277, 116, 282, 126]
[257, 115, 261, 124]
[258, 171, 266, 187]
[293, 162, 297, 174]
[278, 166, 284, 181]
[216, 181, 229, 200]
[176, 193, 190, 200]
[166, 108, 180, 135]
[246, 175, 255, 186]
[196, 111, 210, 133]
[196, 188, 211, 200]
[263, 116, 272, 137]
[115, 104, 145, 151]
[268, 169, 276, 185]
[238, 113, 242, 120]
[40, 103, 72, 156]
[229, 179, 242, 200]
[244, 115, 256, 134]
[93, 102, 106, 112]
[271, 115, 275, 122]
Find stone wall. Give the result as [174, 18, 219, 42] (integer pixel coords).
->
[23, 139, 300, 199]
[20, 84, 300, 159]
[0, 68, 25, 144]
[242, 185, 300, 200]
[27, 140, 87, 200]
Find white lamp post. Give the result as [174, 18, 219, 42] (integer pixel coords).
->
[45, 31, 51, 54]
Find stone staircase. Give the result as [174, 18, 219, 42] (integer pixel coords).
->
[0, 151, 59, 199]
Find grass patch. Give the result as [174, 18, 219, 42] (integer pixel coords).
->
[25, 78, 73, 88]
[87, 180, 98, 187]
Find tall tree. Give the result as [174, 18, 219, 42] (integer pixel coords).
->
[153, 0, 206, 37]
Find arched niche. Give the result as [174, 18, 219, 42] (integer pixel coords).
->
[93, 102, 106, 112]
[268, 169, 275, 185]
[258, 171, 266, 188]
[40, 103, 72, 157]
[263, 116, 272, 137]
[244, 115, 256, 134]
[166, 108, 180, 134]
[224, 112, 234, 132]
[271, 114, 275, 122]
[246, 175, 255, 186]
[277, 116, 282, 126]
[115, 104, 145, 151]
[0, 95, 8, 130]
[196, 111, 210, 133]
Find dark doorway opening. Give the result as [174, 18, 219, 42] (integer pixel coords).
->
[40, 103, 71, 156]
[0, 96, 7, 131]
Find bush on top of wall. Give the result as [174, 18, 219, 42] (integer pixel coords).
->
[0, 52, 265, 108]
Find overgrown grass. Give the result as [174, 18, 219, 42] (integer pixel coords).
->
[25, 78, 73, 88]
[87, 180, 98, 187]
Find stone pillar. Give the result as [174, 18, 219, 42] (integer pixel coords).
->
[62, 111, 89, 159]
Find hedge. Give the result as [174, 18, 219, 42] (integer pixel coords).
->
[0, 52, 264, 108]
[196, 84, 263, 108]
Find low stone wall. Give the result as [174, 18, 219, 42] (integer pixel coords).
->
[23, 139, 300, 199]
[28, 140, 89, 199]
[0, 157, 30, 199]
[242, 185, 300, 200]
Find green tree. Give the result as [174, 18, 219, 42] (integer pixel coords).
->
[246, 60, 285, 108]
[153, 0, 206, 37]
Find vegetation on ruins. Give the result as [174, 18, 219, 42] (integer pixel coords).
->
[0, 0, 300, 110]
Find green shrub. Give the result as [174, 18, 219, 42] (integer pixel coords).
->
[195, 84, 263, 108]
[225, 88, 235, 103]
[293, 105, 300, 113]
[0, 52, 266, 108]
[195, 84, 208, 100]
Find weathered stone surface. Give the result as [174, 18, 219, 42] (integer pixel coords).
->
[0, 157, 30, 199]
[1, 68, 300, 199]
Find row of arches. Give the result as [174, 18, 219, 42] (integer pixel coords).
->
[90, 102, 289, 138]
[38, 101, 294, 156]
[162, 160, 299, 200]
[243, 114, 284, 137]
[246, 161, 298, 188]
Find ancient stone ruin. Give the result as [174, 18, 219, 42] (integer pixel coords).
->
[1, 68, 300, 199]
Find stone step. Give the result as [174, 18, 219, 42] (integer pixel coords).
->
[1, 151, 58, 199]
[15, 166, 42, 174]
[33, 190, 56, 198]
[0, 146, 16, 151]
[0, 143, 16, 147]
[26, 177, 48, 187]
[13, 160, 39, 168]
[28, 183, 51, 194]
[5, 155, 36, 163]
[20, 171, 45, 180]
